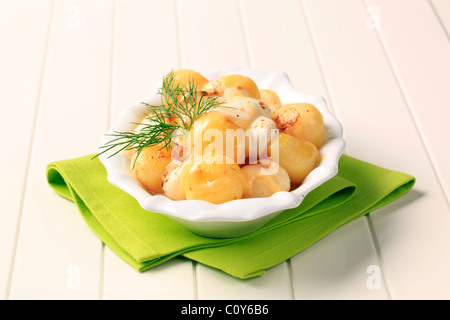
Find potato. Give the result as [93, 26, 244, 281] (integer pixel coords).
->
[162, 69, 209, 109]
[171, 68, 209, 90]
[202, 74, 260, 99]
[259, 89, 282, 113]
[131, 144, 172, 194]
[180, 154, 246, 204]
[241, 162, 290, 198]
[267, 133, 319, 184]
[247, 116, 278, 162]
[274, 103, 326, 148]
[189, 111, 248, 164]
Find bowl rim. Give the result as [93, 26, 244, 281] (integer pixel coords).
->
[99, 68, 346, 223]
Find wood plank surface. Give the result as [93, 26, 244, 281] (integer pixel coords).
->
[367, 0, 450, 202]
[0, 0, 53, 299]
[7, 0, 113, 299]
[303, 0, 450, 299]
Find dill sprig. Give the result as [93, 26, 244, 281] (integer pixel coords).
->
[93, 71, 223, 164]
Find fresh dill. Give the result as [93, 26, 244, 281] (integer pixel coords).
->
[93, 71, 223, 164]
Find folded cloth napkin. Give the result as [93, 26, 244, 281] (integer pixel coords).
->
[46, 154, 415, 279]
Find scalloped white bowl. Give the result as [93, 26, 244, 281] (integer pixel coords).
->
[99, 68, 345, 238]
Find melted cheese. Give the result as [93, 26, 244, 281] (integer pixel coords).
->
[212, 96, 272, 129]
[161, 160, 186, 200]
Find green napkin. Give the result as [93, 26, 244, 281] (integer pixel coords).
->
[46, 154, 415, 279]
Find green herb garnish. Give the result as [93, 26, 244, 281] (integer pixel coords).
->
[93, 71, 223, 165]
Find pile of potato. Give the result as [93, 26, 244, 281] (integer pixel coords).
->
[130, 69, 326, 204]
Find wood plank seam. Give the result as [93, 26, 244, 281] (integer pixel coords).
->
[428, 0, 450, 41]
[4, 0, 56, 300]
[365, 214, 392, 299]
[361, 0, 450, 209]
[99, 243, 105, 300]
[299, 0, 393, 299]
[175, 0, 185, 69]
[100, 0, 118, 301]
[286, 259, 297, 299]
[174, 0, 183, 71]
[238, 0, 254, 69]
[192, 261, 199, 300]
[298, 0, 339, 118]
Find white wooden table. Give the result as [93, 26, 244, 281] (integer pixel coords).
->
[1, 0, 450, 300]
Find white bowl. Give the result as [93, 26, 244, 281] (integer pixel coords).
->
[99, 68, 345, 238]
